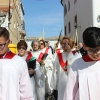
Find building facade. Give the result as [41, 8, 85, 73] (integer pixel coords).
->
[61, 0, 100, 43]
[0, 0, 26, 44]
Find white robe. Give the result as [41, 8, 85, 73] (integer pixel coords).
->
[51, 51, 79, 100]
[39, 47, 54, 93]
[0, 54, 34, 100]
[31, 50, 45, 100]
[63, 55, 100, 100]
[21, 53, 37, 100]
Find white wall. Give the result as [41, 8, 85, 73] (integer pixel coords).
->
[92, 0, 100, 27]
[63, 0, 100, 43]
[26, 41, 32, 51]
[49, 40, 57, 49]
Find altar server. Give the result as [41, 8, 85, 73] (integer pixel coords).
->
[63, 27, 100, 100]
[0, 27, 34, 100]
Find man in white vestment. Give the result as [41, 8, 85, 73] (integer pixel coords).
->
[51, 36, 80, 100]
[63, 27, 100, 100]
[0, 27, 34, 100]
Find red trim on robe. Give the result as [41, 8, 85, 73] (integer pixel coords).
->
[56, 49, 60, 54]
[57, 52, 68, 71]
[37, 47, 49, 62]
[72, 51, 76, 55]
[0, 51, 15, 59]
[82, 54, 100, 62]
[26, 52, 33, 62]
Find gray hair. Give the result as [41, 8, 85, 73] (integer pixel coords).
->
[31, 40, 40, 47]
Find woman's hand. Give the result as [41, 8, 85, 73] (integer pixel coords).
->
[39, 60, 45, 65]
[64, 44, 71, 53]
[28, 68, 35, 75]
[66, 45, 71, 53]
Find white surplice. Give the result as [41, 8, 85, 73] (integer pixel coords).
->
[39, 47, 54, 93]
[63, 55, 100, 100]
[31, 50, 45, 100]
[0, 54, 34, 100]
[51, 51, 79, 100]
[21, 52, 37, 100]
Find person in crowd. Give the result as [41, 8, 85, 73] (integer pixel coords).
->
[37, 39, 54, 95]
[45, 41, 54, 54]
[31, 40, 45, 100]
[17, 40, 37, 100]
[54, 41, 63, 53]
[78, 42, 87, 56]
[63, 27, 100, 100]
[45, 41, 49, 47]
[0, 27, 34, 100]
[71, 39, 82, 58]
[31, 40, 40, 56]
[50, 36, 80, 100]
[54, 41, 59, 51]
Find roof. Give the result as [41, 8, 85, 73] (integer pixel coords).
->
[25, 36, 60, 41]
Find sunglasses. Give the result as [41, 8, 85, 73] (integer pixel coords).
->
[40, 43, 44, 45]
[18, 47, 26, 50]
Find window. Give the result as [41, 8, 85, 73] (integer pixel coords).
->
[74, 15, 77, 24]
[64, 5, 67, 16]
[64, 26, 67, 36]
[74, 15, 77, 28]
[22, 21, 25, 30]
[74, 0, 77, 4]
[68, 0, 70, 11]
[68, 22, 71, 33]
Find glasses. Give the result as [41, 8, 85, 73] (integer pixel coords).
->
[87, 49, 100, 54]
[18, 47, 26, 50]
[0, 41, 8, 48]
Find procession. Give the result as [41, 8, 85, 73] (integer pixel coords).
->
[0, 0, 100, 100]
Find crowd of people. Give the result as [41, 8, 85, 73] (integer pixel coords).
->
[0, 26, 100, 100]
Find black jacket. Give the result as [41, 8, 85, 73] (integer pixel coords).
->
[80, 47, 87, 56]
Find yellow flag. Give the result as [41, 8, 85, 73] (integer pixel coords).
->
[38, 36, 42, 40]
[38, 28, 45, 40]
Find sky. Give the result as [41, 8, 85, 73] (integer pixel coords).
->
[21, 0, 64, 38]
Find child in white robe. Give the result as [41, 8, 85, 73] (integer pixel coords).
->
[63, 27, 100, 100]
[0, 27, 34, 100]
